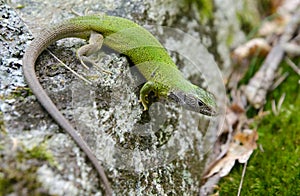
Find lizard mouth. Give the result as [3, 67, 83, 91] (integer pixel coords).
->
[186, 103, 218, 116]
[168, 92, 218, 116]
[200, 107, 218, 116]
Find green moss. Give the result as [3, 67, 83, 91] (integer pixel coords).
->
[0, 165, 46, 195]
[236, 0, 261, 37]
[0, 143, 55, 195]
[15, 143, 56, 167]
[184, 0, 213, 23]
[238, 56, 265, 86]
[218, 59, 300, 195]
[256, 0, 274, 17]
[24, 145, 55, 166]
[1, 87, 33, 100]
[0, 111, 6, 135]
[12, 87, 33, 97]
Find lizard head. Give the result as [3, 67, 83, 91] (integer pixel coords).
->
[168, 85, 217, 116]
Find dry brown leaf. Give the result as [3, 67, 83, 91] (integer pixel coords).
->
[259, 0, 300, 36]
[258, 16, 288, 36]
[232, 38, 271, 62]
[230, 103, 245, 114]
[203, 129, 258, 179]
[244, 9, 300, 109]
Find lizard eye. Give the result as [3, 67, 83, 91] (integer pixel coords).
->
[198, 100, 204, 107]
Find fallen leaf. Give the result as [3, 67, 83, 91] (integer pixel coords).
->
[232, 38, 271, 62]
[203, 129, 258, 178]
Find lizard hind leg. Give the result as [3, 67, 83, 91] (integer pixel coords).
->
[76, 31, 104, 69]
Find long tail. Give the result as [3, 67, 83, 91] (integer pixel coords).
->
[22, 22, 113, 195]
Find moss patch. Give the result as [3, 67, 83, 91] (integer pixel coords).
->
[184, 0, 213, 23]
[236, 0, 261, 37]
[25, 145, 54, 164]
[0, 111, 6, 135]
[218, 58, 300, 195]
[0, 143, 55, 195]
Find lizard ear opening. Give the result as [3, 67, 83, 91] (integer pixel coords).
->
[168, 91, 184, 104]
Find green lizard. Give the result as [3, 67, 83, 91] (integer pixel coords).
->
[22, 15, 217, 195]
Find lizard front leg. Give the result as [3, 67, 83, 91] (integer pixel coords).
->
[139, 81, 156, 111]
[139, 81, 168, 111]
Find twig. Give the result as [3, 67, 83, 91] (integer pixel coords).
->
[244, 45, 284, 108]
[237, 161, 248, 196]
[285, 57, 300, 76]
[271, 93, 286, 115]
[272, 99, 278, 115]
[282, 42, 300, 56]
[47, 49, 93, 85]
[270, 72, 289, 90]
[277, 93, 286, 113]
[244, 10, 300, 109]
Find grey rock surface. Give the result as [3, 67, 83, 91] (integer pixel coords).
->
[0, 0, 251, 195]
